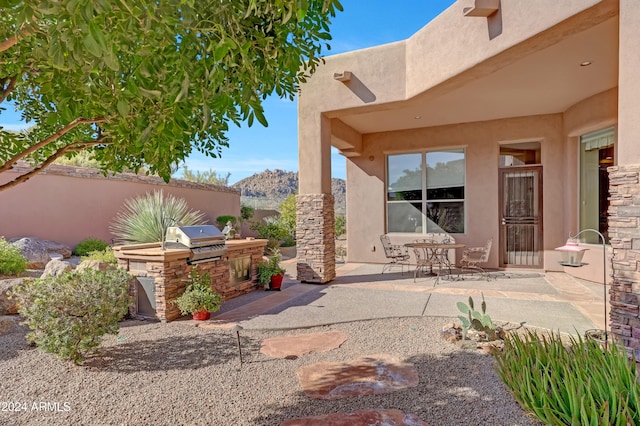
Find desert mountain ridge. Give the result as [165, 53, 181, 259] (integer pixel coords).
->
[231, 169, 346, 212]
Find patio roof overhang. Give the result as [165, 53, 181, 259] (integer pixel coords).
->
[326, 3, 618, 154]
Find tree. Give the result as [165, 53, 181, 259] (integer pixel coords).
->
[0, 0, 343, 192]
[278, 193, 296, 240]
[180, 165, 231, 186]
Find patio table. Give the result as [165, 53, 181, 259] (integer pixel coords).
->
[405, 242, 466, 283]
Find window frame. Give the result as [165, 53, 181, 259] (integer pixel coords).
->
[386, 148, 466, 235]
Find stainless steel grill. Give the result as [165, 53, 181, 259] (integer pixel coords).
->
[164, 225, 227, 264]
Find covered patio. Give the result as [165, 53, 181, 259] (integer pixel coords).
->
[295, 0, 640, 355]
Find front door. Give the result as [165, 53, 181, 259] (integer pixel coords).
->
[499, 166, 543, 268]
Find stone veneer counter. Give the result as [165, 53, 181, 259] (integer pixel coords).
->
[114, 239, 268, 322]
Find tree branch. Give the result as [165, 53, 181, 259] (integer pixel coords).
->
[0, 117, 107, 173]
[0, 136, 109, 192]
[0, 76, 17, 103]
[0, 28, 33, 53]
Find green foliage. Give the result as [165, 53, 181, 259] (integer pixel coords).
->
[251, 216, 289, 250]
[54, 150, 102, 168]
[8, 268, 132, 364]
[240, 205, 254, 222]
[0, 236, 27, 276]
[81, 247, 117, 264]
[110, 190, 206, 244]
[215, 215, 237, 230]
[0, 0, 343, 192]
[73, 237, 109, 256]
[335, 215, 346, 238]
[456, 293, 496, 340]
[173, 267, 223, 315]
[181, 166, 230, 186]
[495, 331, 640, 425]
[256, 248, 285, 286]
[278, 194, 297, 240]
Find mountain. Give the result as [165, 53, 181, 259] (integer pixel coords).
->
[232, 169, 346, 213]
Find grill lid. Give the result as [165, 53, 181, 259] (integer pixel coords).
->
[165, 225, 225, 247]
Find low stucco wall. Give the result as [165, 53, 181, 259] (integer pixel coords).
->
[0, 163, 240, 249]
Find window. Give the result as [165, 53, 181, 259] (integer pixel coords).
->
[580, 127, 615, 243]
[387, 149, 465, 234]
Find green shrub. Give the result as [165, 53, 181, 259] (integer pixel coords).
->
[9, 268, 132, 364]
[240, 205, 254, 222]
[251, 216, 289, 250]
[278, 195, 296, 241]
[173, 267, 223, 315]
[73, 237, 109, 256]
[0, 237, 27, 276]
[81, 247, 118, 264]
[110, 190, 206, 244]
[256, 248, 285, 286]
[494, 331, 640, 425]
[215, 215, 237, 230]
[335, 215, 346, 239]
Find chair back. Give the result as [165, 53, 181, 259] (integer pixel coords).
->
[380, 234, 394, 257]
[481, 239, 493, 262]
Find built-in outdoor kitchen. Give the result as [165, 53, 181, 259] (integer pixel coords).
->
[114, 225, 267, 322]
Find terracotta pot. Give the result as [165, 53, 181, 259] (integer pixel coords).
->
[192, 310, 211, 321]
[269, 273, 284, 291]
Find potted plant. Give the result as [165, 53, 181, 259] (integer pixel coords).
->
[256, 248, 286, 291]
[173, 267, 223, 320]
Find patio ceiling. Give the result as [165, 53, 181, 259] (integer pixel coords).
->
[331, 17, 618, 136]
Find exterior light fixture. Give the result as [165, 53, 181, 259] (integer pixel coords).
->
[333, 71, 352, 82]
[555, 228, 608, 342]
[555, 240, 588, 267]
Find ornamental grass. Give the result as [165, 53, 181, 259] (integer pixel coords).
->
[494, 331, 640, 425]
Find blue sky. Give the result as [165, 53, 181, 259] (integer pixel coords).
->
[0, 0, 456, 184]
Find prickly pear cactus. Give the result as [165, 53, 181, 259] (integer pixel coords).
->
[456, 293, 496, 340]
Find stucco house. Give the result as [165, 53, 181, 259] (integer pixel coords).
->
[295, 1, 640, 350]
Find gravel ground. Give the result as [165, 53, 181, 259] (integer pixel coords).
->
[0, 317, 542, 426]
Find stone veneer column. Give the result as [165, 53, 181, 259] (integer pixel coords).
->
[608, 164, 640, 358]
[296, 193, 336, 283]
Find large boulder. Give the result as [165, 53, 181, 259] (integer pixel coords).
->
[0, 315, 24, 336]
[41, 259, 74, 278]
[0, 278, 24, 315]
[9, 237, 72, 268]
[39, 240, 72, 259]
[76, 260, 111, 273]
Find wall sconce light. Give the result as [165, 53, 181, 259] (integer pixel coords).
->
[333, 71, 352, 82]
[555, 228, 608, 342]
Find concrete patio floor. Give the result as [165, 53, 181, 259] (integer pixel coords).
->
[210, 260, 605, 336]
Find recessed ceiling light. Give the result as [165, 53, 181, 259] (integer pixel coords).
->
[414, 115, 422, 119]
[580, 61, 592, 67]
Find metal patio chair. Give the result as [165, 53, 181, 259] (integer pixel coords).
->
[460, 238, 493, 280]
[380, 234, 410, 274]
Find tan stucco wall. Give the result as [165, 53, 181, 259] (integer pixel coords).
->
[0, 165, 240, 249]
[617, 0, 640, 163]
[404, 0, 604, 100]
[345, 114, 567, 268]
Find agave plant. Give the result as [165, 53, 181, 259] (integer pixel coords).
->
[110, 190, 207, 244]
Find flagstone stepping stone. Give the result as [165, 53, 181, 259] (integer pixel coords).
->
[297, 354, 418, 400]
[197, 321, 238, 330]
[261, 331, 348, 358]
[281, 408, 427, 426]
